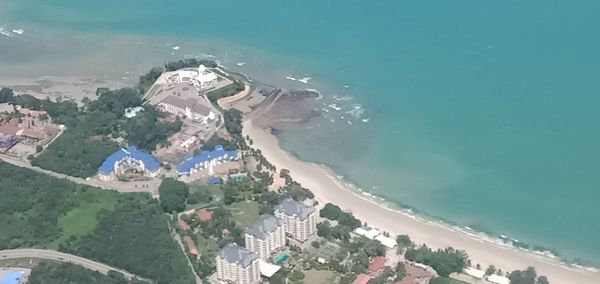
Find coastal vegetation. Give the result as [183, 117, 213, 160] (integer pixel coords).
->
[206, 80, 245, 103]
[28, 261, 145, 284]
[404, 245, 469, 277]
[0, 161, 194, 284]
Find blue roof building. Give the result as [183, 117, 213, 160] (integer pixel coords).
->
[177, 145, 238, 176]
[0, 270, 25, 284]
[98, 146, 161, 180]
[207, 176, 222, 185]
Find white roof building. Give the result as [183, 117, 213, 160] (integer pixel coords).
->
[167, 65, 218, 90]
[487, 274, 510, 284]
[354, 226, 381, 239]
[258, 259, 281, 278]
[463, 267, 485, 279]
[375, 235, 396, 248]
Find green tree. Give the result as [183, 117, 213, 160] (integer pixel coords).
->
[486, 265, 497, 276]
[0, 87, 14, 103]
[509, 267, 538, 284]
[536, 275, 550, 284]
[395, 262, 406, 281]
[158, 178, 190, 213]
[320, 203, 342, 220]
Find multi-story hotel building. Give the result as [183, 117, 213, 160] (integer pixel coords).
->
[244, 215, 286, 260]
[274, 198, 317, 242]
[216, 243, 261, 284]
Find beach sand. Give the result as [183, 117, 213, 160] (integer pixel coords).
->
[242, 120, 600, 284]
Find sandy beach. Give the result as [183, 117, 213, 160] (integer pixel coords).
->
[242, 120, 600, 284]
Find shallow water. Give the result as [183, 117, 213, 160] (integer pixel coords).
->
[1, 0, 600, 264]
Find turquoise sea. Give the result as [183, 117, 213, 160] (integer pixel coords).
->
[1, 1, 599, 264]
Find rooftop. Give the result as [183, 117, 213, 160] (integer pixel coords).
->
[218, 243, 258, 268]
[368, 256, 387, 272]
[198, 208, 213, 222]
[159, 95, 212, 116]
[245, 215, 284, 240]
[0, 270, 25, 284]
[183, 236, 198, 255]
[352, 274, 371, 284]
[98, 146, 161, 174]
[177, 145, 238, 175]
[275, 198, 315, 220]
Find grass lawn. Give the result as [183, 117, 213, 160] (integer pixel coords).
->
[304, 270, 336, 284]
[225, 200, 259, 228]
[55, 191, 119, 245]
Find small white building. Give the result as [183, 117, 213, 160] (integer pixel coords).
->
[487, 274, 510, 284]
[375, 235, 396, 249]
[354, 226, 381, 239]
[463, 267, 485, 279]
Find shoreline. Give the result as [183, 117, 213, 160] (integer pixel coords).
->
[242, 119, 600, 284]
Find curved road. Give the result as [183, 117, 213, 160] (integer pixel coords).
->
[0, 249, 145, 281]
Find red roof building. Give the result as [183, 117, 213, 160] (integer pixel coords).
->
[353, 274, 371, 284]
[198, 208, 213, 221]
[183, 236, 198, 255]
[178, 220, 191, 231]
[368, 256, 387, 273]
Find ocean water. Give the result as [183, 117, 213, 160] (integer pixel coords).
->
[1, 1, 600, 264]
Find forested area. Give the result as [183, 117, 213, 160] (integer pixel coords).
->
[159, 178, 190, 213]
[28, 261, 146, 284]
[0, 160, 97, 248]
[0, 161, 194, 284]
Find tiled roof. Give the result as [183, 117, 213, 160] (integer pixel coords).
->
[98, 146, 160, 174]
[176, 145, 238, 175]
[275, 198, 315, 220]
[368, 256, 386, 272]
[218, 243, 258, 268]
[352, 274, 371, 284]
[245, 215, 284, 240]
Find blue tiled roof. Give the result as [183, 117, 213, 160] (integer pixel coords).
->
[98, 146, 160, 174]
[0, 271, 24, 284]
[207, 176, 221, 184]
[177, 145, 238, 175]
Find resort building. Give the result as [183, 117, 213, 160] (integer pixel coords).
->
[354, 226, 381, 239]
[158, 95, 216, 124]
[176, 145, 238, 176]
[216, 243, 261, 284]
[167, 65, 218, 90]
[244, 215, 286, 260]
[273, 198, 317, 242]
[98, 146, 161, 181]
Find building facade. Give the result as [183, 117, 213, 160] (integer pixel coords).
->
[244, 215, 286, 260]
[216, 243, 261, 284]
[176, 145, 238, 176]
[158, 95, 216, 124]
[167, 65, 218, 90]
[274, 198, 317, 242]
[98, 146, 161, 181]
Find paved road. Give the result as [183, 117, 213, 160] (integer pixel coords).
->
[0, 249, 145, 281]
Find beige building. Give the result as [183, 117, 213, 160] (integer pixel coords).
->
[244, 215, 286, 260]
[274, 198, 316, 242]
[216, 243, 261, 284]
[158, 95, 216, 124]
